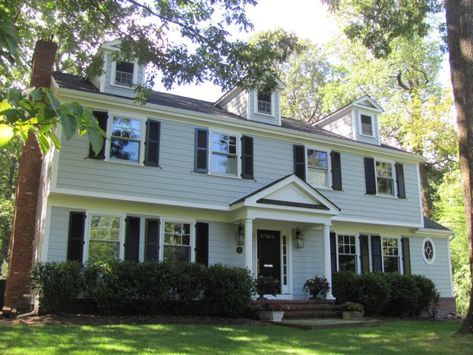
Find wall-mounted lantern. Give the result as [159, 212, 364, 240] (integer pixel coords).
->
[295, 228, 304, 249]
[236, 222, 245, 246]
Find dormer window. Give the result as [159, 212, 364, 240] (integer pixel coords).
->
[115, 61, 134, 86]
[257, 91, 272, 115]
[360, 114, 374, 136]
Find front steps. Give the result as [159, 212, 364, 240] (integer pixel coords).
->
[268, 300, 342, 319]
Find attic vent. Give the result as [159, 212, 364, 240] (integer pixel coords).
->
[115, 61, 134, 86]
[257, 92, 272, 115]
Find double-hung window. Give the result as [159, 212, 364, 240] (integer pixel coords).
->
[110, 117, 142, 163]
[163, 221, 191, 263]
[337, 235, 357, 272]
[211, 132, 238, 176]
[88, 215, 121, 264]
[383, 238, 400, 272]
[307, 149, 329, 188]
[115, 61, 134, 86]
[376, 161, 394, 195]
[257, 91, 272, 115]
[360, 114, 374, 136]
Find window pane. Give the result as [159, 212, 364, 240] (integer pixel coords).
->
[163, 245, 190, 263]
[257, 92, 272, 114]
[90, 216, 120, 241]
[112, 118, 141, 139]
[115, 62, 134, 86]
[307, 150, 328, 169]
[376, 162, 392, 178]
[88, 241, 119, 264]
[377, 177, 393, 195]
[339, 255, 356, 272]
[384, 256, 399, 273]
[111, 139, 140, 162]
[211, 134, 229, 153]
[361, 115, 373, 135]
[211, 153, 237, 175]
[307, 168, 328, 187]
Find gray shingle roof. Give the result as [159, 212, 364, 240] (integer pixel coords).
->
[52, 72, 413, 155]
[423, 217, 451, 231]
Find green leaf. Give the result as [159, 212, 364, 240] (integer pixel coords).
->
[59, 111, 77, 140]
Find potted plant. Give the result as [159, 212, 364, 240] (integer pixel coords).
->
[303, 276, 330, 300]
[255, 301, 285, 322]
[340, 302, 364, 319]
[254, 275, 280, 300]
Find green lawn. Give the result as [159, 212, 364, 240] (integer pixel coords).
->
[0, 320, 472, 354]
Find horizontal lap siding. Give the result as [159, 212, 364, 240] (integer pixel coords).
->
[56, 120, 293, 206]
[410, 237, 453, 297]
[323, 152, 422, 225]
[47, 207, 71, 262]
[208, 221, 244, 267]
[291, 228, 324, 298]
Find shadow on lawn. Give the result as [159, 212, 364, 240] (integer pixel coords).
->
[0, 320, 470, 354]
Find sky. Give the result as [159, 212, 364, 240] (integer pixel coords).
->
[155, 0, 337, 101]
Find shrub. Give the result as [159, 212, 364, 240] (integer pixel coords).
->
[332, 271, 359, 304]
[31, 261, 83, 313]
[381, 273, 421, 317]
[254, 275, 280, 299]
[203, 264, 253, 317]
[303, 276, 330, 299]
[340, 302, 363, 312]
[356, 272, 390, 316]
[412, 274, 440, 317]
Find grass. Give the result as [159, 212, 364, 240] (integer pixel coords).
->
[0, 320, 472, 354]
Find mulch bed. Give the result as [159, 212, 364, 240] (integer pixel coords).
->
[1, 314, 264, 326]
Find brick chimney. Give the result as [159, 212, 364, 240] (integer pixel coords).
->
[3, 40, 58, 312]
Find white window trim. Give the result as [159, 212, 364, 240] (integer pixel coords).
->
[160, 219, 196, 263]
[110, 58, 139, 89]
[105, 112, 147, 166]
[375, 159, 397, 197]
[335, 233, 358, 273]
[83, 212, 126, 263]
[422, 237, 436, 264]
[305, 146, 332, 190]
[381, 236, 403, 274]
[254, 90, 276, 117]
[208, 129, 241, 178]
[359, 112, 375, 138]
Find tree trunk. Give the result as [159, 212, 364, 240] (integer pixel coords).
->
[445, 0, 473, 334]
[418, 162, 431, 217]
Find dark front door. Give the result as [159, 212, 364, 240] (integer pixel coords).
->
[257, 230, 281, 288]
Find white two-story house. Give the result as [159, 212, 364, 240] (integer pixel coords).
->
[38, 41, 454, 314]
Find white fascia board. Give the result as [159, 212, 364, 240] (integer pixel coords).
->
[332, 215, 423, 229]
[412, 228, 454, 237]
[54, 87, 423, 163]
[214, 86, 242, 106]
[50, 187, 231, 212]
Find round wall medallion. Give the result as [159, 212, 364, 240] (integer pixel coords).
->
[422, 238, 436, 264]
[236, 246, 243, 254]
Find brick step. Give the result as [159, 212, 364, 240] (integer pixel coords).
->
[283, 309, 342, 319]
[281, 303, 339, 311]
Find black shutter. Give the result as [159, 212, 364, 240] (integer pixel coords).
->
[67, 212, 86, 262]
[364, 157, 376, 195]
[330, 232, 337, 274]
[359, 235, 370, 274]
[331, 151, 342, 190]
[88, 111, 108, 159]
[144, 120, 161, 166]
[395, 163, 406, 199]
[371, 235, 383, 272]
[401, 237, 411, 275]
[195, 222, 209, 266]
[293, 145, 306, 180]
[241, 136, 254, 179]
[124, 217, 140, 262]
[145, 219, 160, 262]
[195, 128, 208, 173]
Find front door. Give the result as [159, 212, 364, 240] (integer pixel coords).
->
[257, 230, 281, 289]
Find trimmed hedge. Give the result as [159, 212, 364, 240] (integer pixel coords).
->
[32, 261, 253, 317]
[332, 271, 439, 317]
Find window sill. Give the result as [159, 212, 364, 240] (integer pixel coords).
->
[110, 83, 135, 90]
[366, 193, 398, 200]
[207, 172, 242, 180]
[255, 111, 276, 118]
[359, 133, 376, 138]
[105, 158, 144, 167]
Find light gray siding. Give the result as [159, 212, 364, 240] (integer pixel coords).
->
[56, 116, 422, 225]
[101, 53, 145, 98]
[208, 221, 244, 267]
[410, 236, 453, 297]
[322, 113, 354, 139]
[291, 228, 324, 298]
[47, 206, 71, 262]
[218, 89, 248, 118]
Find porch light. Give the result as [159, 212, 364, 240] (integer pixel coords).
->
[295, 228, 304, 249]
[236, 222, 245, 246]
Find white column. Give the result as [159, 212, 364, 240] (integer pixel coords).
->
[244, 218, 253, 275]
[323, 224, 335, 300]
